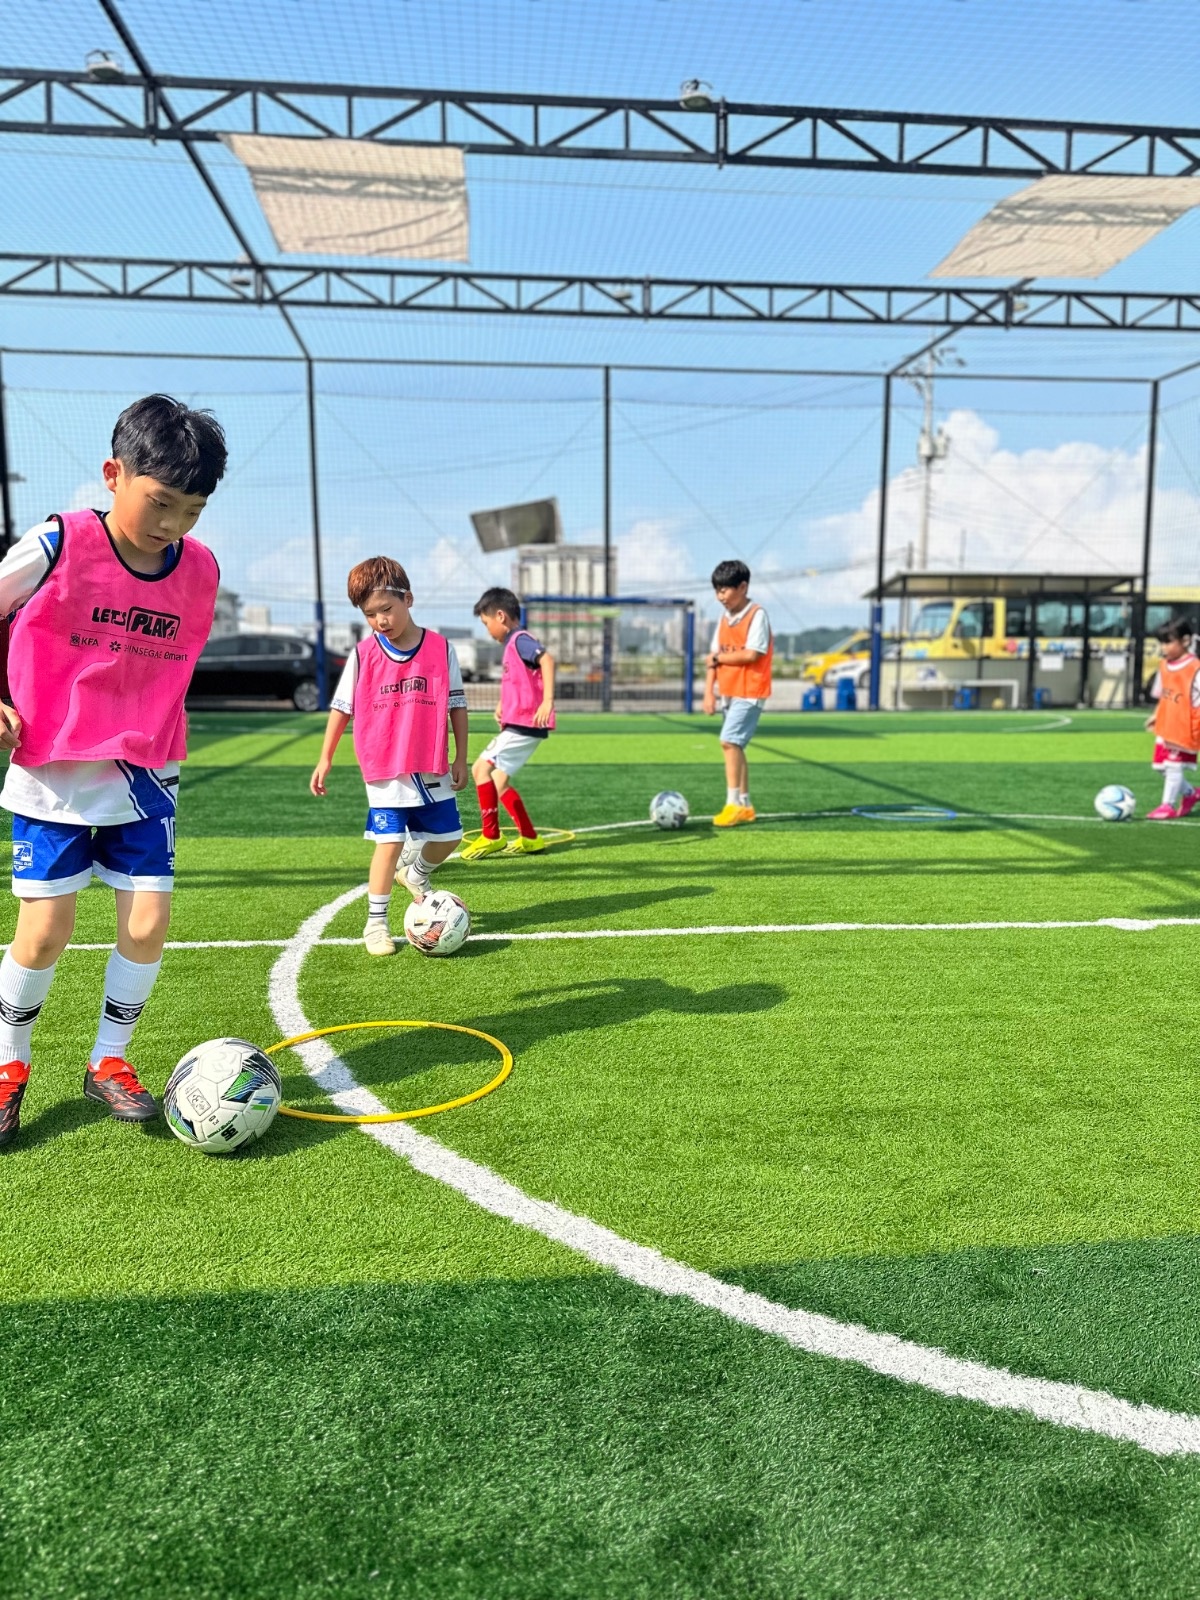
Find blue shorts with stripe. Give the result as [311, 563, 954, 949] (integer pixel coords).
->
[364, 796, 463, 843]
[11, 813, 177, 898]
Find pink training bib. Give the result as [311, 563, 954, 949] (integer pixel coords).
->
[500, 630, 555, 730]
[8, 508, 219, 768]
[352, 629, 451, 782]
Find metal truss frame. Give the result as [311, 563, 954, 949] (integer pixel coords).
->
[3, 252, 1200, 332]
[5, 65, 1200, 178]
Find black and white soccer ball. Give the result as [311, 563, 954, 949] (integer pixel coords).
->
[403, 890, 471, 955]
[1094, 783, 1136, 822]
[164, 1038, 282, 1155]
[650, 790, 689, 830]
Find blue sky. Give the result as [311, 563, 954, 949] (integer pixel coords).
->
[3, 0, 1200, 635]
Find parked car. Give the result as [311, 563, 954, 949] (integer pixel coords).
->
[189, 632, 347, 712]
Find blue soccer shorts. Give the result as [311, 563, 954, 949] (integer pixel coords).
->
[719, 698, 764, 749]
[363, 795, 463, 844]
[10, 813, 177, 898]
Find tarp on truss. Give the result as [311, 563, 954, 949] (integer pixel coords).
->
[220, 134, 468, 260]
[930, 175, 1200, 280]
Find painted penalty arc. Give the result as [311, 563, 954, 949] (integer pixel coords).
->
[267, 882, 1200, 1458]
[269, 1019, 513, 1123]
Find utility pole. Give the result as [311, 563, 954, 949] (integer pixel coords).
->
[913, 349, 950, 571]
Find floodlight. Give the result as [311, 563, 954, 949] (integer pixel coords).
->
[470, 497, 562, 553]
[229, 257, 254, 289]
[679, 79, 716, 111]
[85, 50, 124, 82]
[610, 286, 634, 303]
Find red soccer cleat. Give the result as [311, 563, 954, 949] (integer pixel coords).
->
[83, 1057, 158, 1122]
[0, 1061, 30, 1149]
[1147, 803, 1180, 821]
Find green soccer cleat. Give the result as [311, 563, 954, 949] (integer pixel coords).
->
[505, 835, 547, 855]
[460, 835, 508, 861]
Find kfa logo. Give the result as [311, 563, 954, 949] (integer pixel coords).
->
[91, 605, 181, 641]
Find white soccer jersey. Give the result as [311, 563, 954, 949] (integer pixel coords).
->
[332, 631, 467, 808]
[0, 520, 182, 827]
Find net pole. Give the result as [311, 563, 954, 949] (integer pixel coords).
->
[1132, 378, 1159, 708]
[601, 365, 613, 712]
[868, 374, 892, 711]
[306, 357, 329, 712]
[684, 604, 696, 714]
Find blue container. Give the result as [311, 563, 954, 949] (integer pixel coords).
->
[835, 675, 858, 711]
[953, 686, 979, 710]
[801, 685, 823, 712]
[1033, 686, 1051, 709]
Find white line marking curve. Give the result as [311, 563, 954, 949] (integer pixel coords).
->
[266, 881, 1200, 1458]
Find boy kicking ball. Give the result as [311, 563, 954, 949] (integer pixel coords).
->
[703, 559, 773, 827]
[1145, 616, 1200, 820]
[310, 557, 468, 955]
[461, 587, 556, 860]
[0, 394, 226, 1148]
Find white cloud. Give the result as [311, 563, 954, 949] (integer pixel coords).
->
[777, 407, 1200, 621]
[69, 479, 109, 511]
[615, 517, 697, 592]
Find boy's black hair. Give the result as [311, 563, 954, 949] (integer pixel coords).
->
[473, 586, 522, 622]
[111, 394, 228, 497]
[711, 558, 750, 590]
[1157, 615, 1195, 644]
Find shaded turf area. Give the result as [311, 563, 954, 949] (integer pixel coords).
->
[3, 710, 1199, 1597]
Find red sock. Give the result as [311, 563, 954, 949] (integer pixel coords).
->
[477, 779, 501, 840]
[500, 787, 537, 839]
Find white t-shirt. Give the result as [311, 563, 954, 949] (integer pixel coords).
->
[332, 631, 467, 808]
[710, 601, 772, 708]
[0, 520, 182, 827]
[1149, 654, 1200, 706]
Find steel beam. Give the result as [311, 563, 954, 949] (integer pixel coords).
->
[5, 65, 1200, 178]
[3, 253, 1200, 331]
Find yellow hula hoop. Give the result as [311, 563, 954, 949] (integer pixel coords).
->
[458, 827, 576, 848]
[268, 1020, 513, 1124]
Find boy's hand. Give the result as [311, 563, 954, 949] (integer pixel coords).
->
[450, 755, 468, 791]
[534, 699, 554, 728]
[1144, 714, 1157, 731]
[0, 703, 21, 751]
[703, 692, 717, 716]
[310, 759, 331, 796]
[493, 702, 503, 727]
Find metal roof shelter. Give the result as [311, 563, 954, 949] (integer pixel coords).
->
[867, 571, 1140, 600]
[5, 2, 1200, 710]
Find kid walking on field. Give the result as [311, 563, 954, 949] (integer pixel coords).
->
[703, 559, 773, 827]
[310, 557, 469, 955]
[0, 394, 227, 1147]
[1145, 616, 1200, 821]
[461, 586, 556, 860]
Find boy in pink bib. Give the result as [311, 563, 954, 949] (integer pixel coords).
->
[461, 586, 557, 861]
[0, 395, 227, 1147]
[310, 556, 469, 957]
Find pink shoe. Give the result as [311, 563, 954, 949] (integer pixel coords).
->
[1147, 803, 1179, 821]
[1179, 790, 1200, 818]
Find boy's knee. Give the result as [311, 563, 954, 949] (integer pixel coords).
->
[13, 898, 75, 965]
[472, 756, 494, 785]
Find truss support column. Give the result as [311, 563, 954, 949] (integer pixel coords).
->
[1132, 379, 1160, 707]
[0, 350, 14, 553]
[601, 365, 613, 713]
[306, 358, 328, 712]
[868, 375, 892, 712]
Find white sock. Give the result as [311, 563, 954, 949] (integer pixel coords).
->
[1163, 766, 1186, 808]
[0, 953, 57, 1066]
[726, 786, 740, 806]
[89, 950, 161, 1068]
[739, 790, 751, 807]
[368, 893, 391, 923]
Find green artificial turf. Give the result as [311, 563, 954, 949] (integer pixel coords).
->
[2, 710, 1199, 1599]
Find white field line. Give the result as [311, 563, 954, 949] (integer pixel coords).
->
[265, 881, 1200, 1458]
[10, 912, 1197, 956]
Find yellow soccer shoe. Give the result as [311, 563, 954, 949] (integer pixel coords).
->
[460, 834, 508, 862]
[505, 835, 547, 855]
[713, 804, 756, 828]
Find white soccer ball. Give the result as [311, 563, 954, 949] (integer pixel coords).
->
[650, 790, 689, 830]
[164, 1038, 281, 1155]
[1094, 784, 1137, 822]
[404, 890, 471, 955]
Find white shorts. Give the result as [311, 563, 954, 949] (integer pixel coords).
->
[478, 729, 544, 778]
